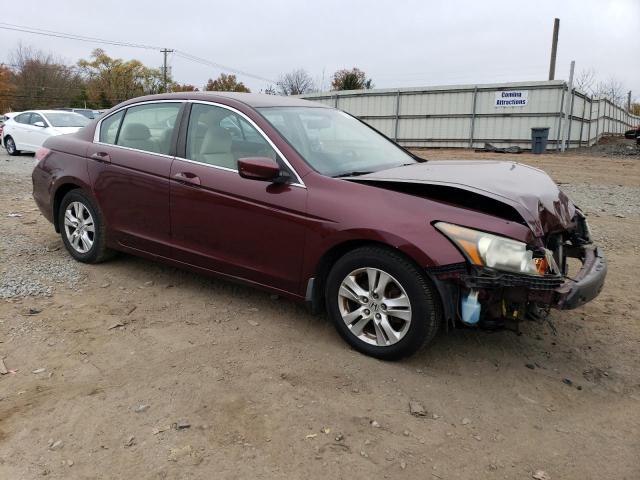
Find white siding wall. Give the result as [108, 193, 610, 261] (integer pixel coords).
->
[300, 81, 639, 150]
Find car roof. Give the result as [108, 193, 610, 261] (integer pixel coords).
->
[120, 92, 330, 109]
[23, 110, 86, 115]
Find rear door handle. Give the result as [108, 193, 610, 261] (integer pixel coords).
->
[90, 152, 111, 163]
[173, 172, 201, 186]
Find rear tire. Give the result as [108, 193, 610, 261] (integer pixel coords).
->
[325, 246, 441, 360]
[58, 190, 113, 263]
[5, 136, 19, 156]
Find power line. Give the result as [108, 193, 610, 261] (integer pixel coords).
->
[0, 23, 161, 50]
[0, 22, 275, 83]
[173, 51, 276, 84]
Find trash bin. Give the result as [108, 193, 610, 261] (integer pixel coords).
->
[531, 127, 550, 154]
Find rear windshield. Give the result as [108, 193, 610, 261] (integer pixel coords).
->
[45, 112, 90, 127]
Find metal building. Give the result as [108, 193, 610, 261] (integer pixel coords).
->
[301, 80, 639, 150]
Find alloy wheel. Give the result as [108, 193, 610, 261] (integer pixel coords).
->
[337, 267, 412, 346]
[6, 138, 15, 154]
[63, 201, 95, 254]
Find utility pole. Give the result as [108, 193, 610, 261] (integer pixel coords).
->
[161, 48, 174, 93]
[560, 60, 575, 152]
[548, 18, 560, 80]
[628, 90, 632, 112]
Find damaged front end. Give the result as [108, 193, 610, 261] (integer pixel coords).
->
[427, 211, 607, 329]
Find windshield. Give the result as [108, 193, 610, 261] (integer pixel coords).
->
[44, 112, 90, 128]
[257, 107, 417, 177]
[74, 109, 96, 119]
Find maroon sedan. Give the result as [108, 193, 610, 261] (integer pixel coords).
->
[32, 92, 606, 359]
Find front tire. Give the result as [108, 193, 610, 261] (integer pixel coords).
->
[325, 246, 441, 360]
[58, 190, 113, 263]
[5, 136, 19, 156]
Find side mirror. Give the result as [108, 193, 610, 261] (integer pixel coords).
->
[238, 157, 282, 182]
[33, 121, 46, 128]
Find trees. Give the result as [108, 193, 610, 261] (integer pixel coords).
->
[593, 77, 626, 106]
[172, 83, 199, 92]
[574, 69, 596, 95]
[205, 73, 250, 92]
[0, 65, 16, 112]
[78, 49, 165, 108]
[573, 69, 628, 107]
[331, 68, 373, 91]
[277, 69, 314, 96]
[262, 85, 278, 95]
[9, 45, 85, 110]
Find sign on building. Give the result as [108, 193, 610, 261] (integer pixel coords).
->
[494, 90, 528, 107]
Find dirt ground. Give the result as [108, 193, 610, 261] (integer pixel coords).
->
[1, 139, 639, 480]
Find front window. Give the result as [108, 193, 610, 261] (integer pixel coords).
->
[185, 103, 278, 170]
[257, 107, 418, 177]
[44, 112, 90, 128]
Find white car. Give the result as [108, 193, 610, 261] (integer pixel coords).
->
[3, 110, 90, 155]
[0, 112, 21, 148]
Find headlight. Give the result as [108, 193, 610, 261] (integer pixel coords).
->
[434, 222, 554, 276]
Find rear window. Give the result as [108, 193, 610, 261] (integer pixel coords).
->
[115, 103, 181, 155]
[99, 110, 124, 144]
[14, 113, 31, 124]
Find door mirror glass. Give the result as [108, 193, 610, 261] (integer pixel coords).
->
[238, 157, 282, 182]
[33, 121, 46, 128]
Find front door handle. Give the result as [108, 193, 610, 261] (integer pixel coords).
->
[173, 172, 201, 186]
[90, 152, 111, 163]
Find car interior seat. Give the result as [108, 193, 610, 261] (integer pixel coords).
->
[119, 123, 156, 153]
[199, 126, 235, 169]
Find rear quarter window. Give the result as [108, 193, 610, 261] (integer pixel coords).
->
[99, 110, 125, 144]
[14, 113, 31, 124]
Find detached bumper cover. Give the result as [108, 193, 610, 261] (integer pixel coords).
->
[555, 245, 607, 309]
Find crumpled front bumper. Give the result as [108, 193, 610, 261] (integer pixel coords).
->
[426, 243, 607, 326]
[555, 245, 607, 309]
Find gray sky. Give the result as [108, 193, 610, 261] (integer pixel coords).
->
[1, 0, 638, 97]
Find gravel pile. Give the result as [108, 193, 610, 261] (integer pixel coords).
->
[569, 136, 640, 158]
[560, 183, 640, 217]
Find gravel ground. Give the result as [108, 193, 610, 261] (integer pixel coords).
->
[560, 183, 640, 217]
[1, 140, 639, 480]
[0, 157, 83, 298]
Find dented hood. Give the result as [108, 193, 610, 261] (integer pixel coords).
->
[350, 160, 576, 237]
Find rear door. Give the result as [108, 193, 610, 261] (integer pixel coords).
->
[169, 102, 308, 294]
[87, 101, 184, 257]
[8, 113, 32, 150]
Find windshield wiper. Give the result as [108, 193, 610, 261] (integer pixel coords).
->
[332, 171, 373, 178]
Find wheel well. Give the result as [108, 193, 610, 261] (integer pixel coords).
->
[310, 240, 426, 313]
[52, 184, 81, 232]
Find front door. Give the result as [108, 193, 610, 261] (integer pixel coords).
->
[88, 101, 183, 257]
[27, 112, 50, 149]
[170, 102, 308, 294]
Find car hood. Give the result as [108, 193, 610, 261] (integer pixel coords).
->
[348, 160, 576, 237]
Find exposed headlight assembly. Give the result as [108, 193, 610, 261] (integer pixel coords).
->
[435, 222, 557, 276]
